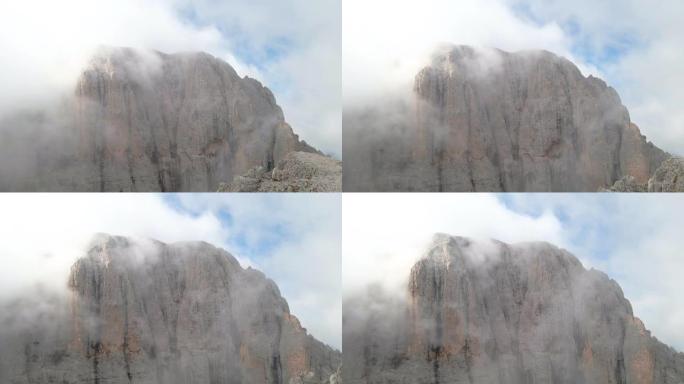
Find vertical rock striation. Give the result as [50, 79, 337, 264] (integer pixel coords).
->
[0, 234, 340, 383]
[344, 235, 684, 383]
[343, 45, 669, 191]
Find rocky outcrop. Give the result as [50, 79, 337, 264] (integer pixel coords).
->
[0, 46, 319, 191]
[219, 151, 342, 192]
[647, 157, 684, 192]
[603, 157, 683, 192]
[0, 234, 340, 383]
[343, 45, 669, 191]
[344, 235, 684, 383]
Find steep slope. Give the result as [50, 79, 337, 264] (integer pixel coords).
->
[0, 46, 318, 191]
[344, 235, 684, 384]
[343, 45, 669, 191]
[0, 234, 340, 383]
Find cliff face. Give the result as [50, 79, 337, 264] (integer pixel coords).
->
[343, 45, 669, 191]
[0, 234, 340, 384]
[0, 47, 317, 192]
[343, 235, 684, 384]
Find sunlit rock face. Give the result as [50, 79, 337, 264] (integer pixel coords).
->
[343, 45, 669, 191]
[343, 235, 684, 384]
[0, 234, 340, 384]
[0, 47, 317, 191]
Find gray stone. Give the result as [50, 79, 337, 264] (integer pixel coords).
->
[219, 151, 342, 192]
[343, 45, 669, 192]
[344, 234, 684, 384]
[0, 47, 319, 191]
[0, 234, 340, 383]
[648, 157, 684, 192]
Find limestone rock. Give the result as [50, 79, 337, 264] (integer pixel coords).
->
[648, 157, 684, 192]
[219, 151, 342, 192]
[0, 46, 318, 191]
[343, 45, 669, 191]
[0, 234, 340, 383]
[601, 175, 648, 192]
[603, 156, 684, 192]
[344, 235, 684, 383]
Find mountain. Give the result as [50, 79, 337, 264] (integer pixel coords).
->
[343, 235, 684, 383]
[0, 46, 324, 192]
[343, 45, 670, 191]
[0, 234, 340, 383]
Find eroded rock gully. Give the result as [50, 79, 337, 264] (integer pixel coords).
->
[0, 234, 340, 384]
[343, 235, 684, 384]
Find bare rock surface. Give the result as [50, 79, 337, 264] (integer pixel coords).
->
[344, 234, 684, 384]
[603, 157, 683, 192]
[0, 234, 340, 383]
[0, 46, 318, 191]
[647, 157, 684, 192]
[219, 151, 342, 192]
[343, 45, 669, 191]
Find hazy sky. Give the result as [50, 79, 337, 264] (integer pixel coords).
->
[344, 193, 684, 352]
[343, 0, 684, 155]
[0, 0, 341, 157]
[0, 193, 341, 349]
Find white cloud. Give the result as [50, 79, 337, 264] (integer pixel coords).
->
[342, 0, 595, 107]
[0, 193, 341, 349]
[0, 0, 340, 156]
[342, 193, 564, 297]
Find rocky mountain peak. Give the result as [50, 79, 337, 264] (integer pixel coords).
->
[344, 234, 684, 383]
[343, 44, 670, 192]
[1, 46, 325, 192]
[1, 234, 340, 384]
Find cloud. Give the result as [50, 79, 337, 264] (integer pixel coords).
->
[342, 0, 595, 108]
[0, 0, 339, 157]
[0, 193, 341, 349]
[342, 193, 564, 297]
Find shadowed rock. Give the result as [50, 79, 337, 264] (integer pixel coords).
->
[344, 234, 684, 383]
[0, 234, 340, 383]
[343, 45, 669, 191]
